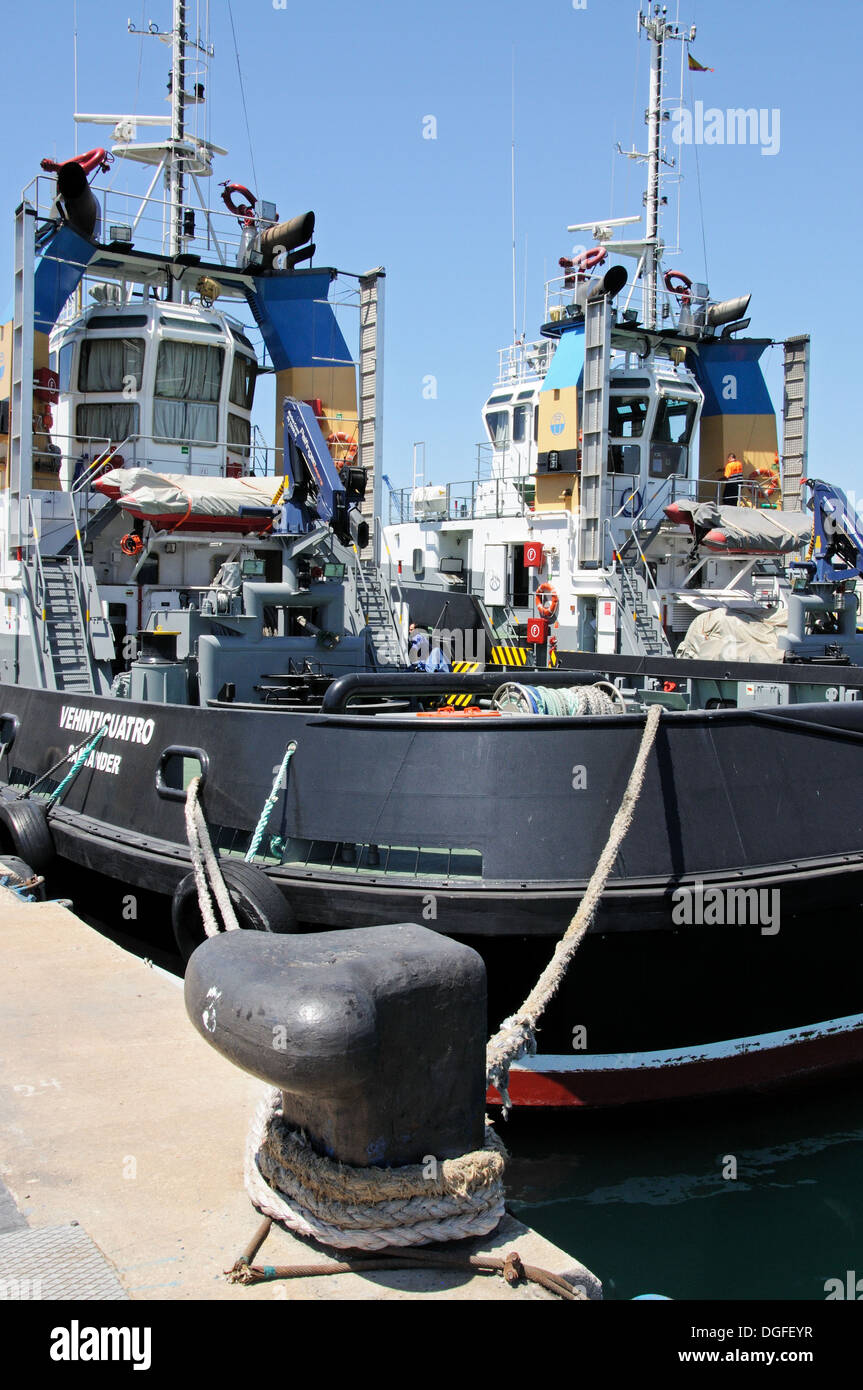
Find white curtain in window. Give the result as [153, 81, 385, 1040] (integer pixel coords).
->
[229, 354, 255, 409]
[227, 412, 251, 455]
[76, 402, 139, 443]
[153, 400, 218, 444]
[155, 342, 223, 402]
[79, 338, 144, 393]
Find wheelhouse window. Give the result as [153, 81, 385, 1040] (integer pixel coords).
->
[485, 410, 510, 448]
[609, 395, 649, 438]
[512, 404, 530, 443]
[649, 395, 698, 479]
[227, 413, 251, 457]
[58, 342, 74, 393]
[76, 401, 140, 443]
[229, 353, 256, 410]
[78, 337, 145, 393]
[652, 396, 697, 446]
[154, 340, 224, 445]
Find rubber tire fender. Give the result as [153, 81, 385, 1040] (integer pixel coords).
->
[0, 853, 47, 901]
[172, 859, 297, 961]
[0, 799, 55, 873]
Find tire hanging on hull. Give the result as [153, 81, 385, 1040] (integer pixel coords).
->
[0, 800, 55, 874]
[171, 859, 297, 961]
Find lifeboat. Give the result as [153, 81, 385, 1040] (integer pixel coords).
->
[94, 467, 284, 534]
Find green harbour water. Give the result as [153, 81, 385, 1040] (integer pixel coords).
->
[502, 1079, 863, 1301]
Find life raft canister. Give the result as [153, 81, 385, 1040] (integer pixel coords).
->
[535, 582, 559, 620]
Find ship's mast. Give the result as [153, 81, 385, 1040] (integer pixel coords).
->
[124, 0, 216, 274]
[168, 0, 188, 260]
[637, 5, 695, 329]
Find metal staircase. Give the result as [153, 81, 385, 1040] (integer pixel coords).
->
[608, 558, 673, 658]
[35, 557, 95, 693]
[359, 560, 406, 667]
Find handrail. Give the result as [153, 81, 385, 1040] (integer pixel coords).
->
[379, 537, 409, 663]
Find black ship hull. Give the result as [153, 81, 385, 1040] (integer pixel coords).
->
[3, 680, 863, 1105]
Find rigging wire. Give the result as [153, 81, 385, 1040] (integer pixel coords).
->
[685, 62, 710, 287]
[227, 0, 259, 196]
[72, 1, 79, 155]
[510, 45, 517, 347]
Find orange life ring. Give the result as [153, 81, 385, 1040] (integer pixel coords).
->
[120, 533, 144, 558]
[664, 270, 693, 306]
[575, 247, 607, 273]
[754, 467, 780, 498]
[535, 582, 559, 620]
[220, 182, 256, 222]
[327, 432, 358, 465]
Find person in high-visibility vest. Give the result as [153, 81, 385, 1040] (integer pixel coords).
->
[722, 452, 743, 504]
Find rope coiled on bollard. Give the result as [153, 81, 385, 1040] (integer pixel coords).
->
[245, 1089, 507, 1250]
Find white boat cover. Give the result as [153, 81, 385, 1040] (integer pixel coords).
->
[94, 467, 283, 520]
[667, 500, 811, 554]
[677, 605, 788, 662]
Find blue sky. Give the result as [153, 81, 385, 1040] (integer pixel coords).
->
[3, 0, 861, 493]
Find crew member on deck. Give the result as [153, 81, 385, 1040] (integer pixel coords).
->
[723, 452, 743, 504]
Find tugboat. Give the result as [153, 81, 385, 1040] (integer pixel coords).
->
[382, 7, 817, 676]
[2, 3, 863, 1109]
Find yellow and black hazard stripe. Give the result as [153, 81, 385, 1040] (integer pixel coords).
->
[446, 660, 480, 706]
[490, 645, 528, 667]
[488, 645, 557, 667]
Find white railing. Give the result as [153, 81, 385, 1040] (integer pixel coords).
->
[495, 339, 555, 386]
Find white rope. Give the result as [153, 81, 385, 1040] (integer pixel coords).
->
[244, 1088, 506, 1251]
[184, 776, 240, 937]
[235, 703, 661, 1248]
[486, 703, 663, 1110]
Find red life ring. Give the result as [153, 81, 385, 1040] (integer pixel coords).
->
[327, 432, 358, 465]
[220, 182, 257, 222]
[664, 270, 693, 306]
[535, 583, 559, 620]
[120, 533, 144, 558]
[575, 247, 607, 273]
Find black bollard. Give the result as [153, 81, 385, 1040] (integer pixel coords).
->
[184, 922, 487, 1168]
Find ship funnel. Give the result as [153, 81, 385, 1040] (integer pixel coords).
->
[259, 211, 316, 268]
[576, 264, 628, 307]
[705, 294, 751, 328]
[57, 160, 100, 240]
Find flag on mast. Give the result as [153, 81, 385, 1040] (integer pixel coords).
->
[688, 53, 714, 72]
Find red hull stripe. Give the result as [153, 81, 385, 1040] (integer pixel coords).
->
[487, 1013, 863, 1107]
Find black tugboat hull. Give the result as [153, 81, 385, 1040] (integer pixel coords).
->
[2, 681, 863, 1105]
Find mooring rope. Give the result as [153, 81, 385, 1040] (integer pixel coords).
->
[244, 1088, 506, 1251]
[493, 680, 627, 717]
[45, 726, 109, 809]
[184, 776, 240, 937]
[245, 742, 296, 863]
[485, 703, 663, 1110]
[188, 703, 662, 1252]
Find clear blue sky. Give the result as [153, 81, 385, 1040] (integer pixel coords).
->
[3, 0, 861, 494]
